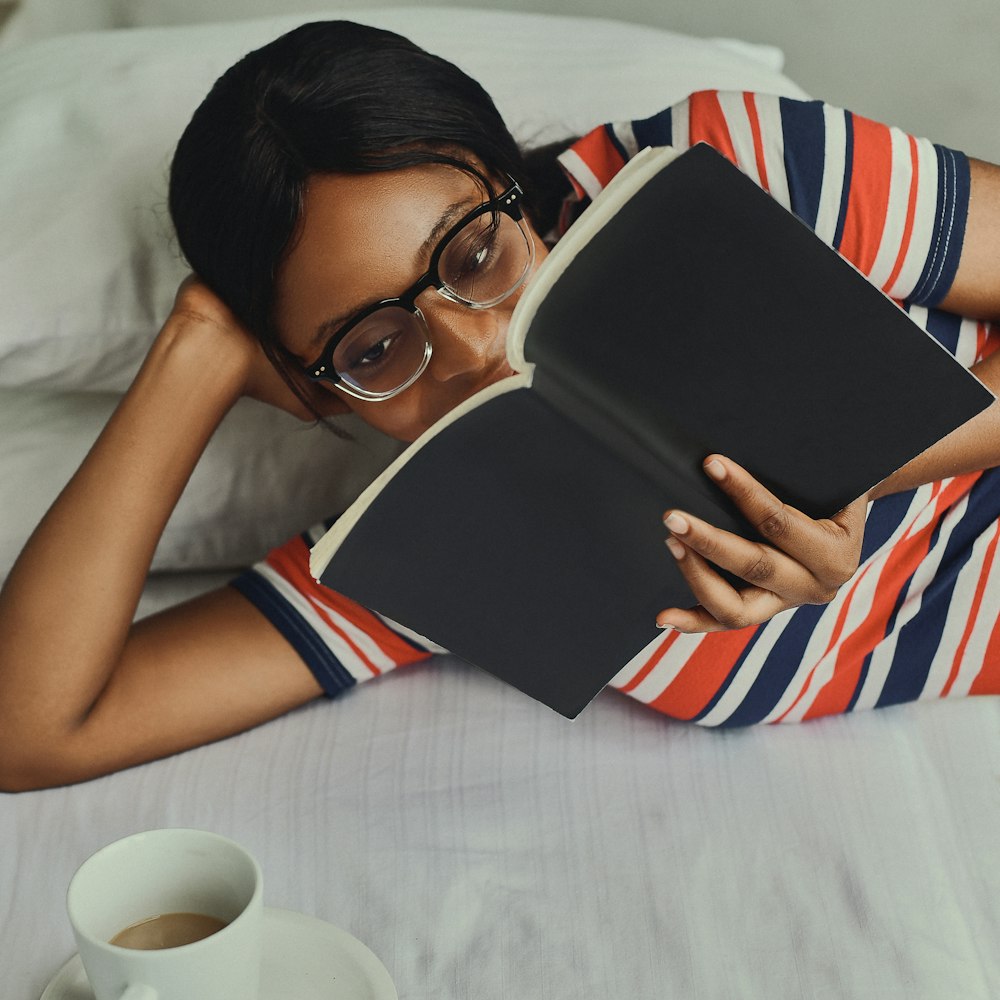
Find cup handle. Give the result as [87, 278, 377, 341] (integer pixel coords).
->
[119, 986, 158, 1000]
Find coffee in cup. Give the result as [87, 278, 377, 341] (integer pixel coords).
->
[109, 912, 230, 950]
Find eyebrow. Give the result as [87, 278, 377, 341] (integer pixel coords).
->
[307, 197, 479, 350]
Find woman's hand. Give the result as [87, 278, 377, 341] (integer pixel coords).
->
[656, 455, 869, 633]
[168, 276, 342, 421]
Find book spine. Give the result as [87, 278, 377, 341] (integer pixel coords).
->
[530, 366, 763, 546]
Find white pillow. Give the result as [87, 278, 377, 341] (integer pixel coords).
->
[0, 7, 807, 393]
[0, 387, 404, 576]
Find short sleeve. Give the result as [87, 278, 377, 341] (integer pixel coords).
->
[230, 519, 438, 698]
[557, 91, 971, 309]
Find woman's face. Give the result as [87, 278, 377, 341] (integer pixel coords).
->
[275, 162, 550, 442]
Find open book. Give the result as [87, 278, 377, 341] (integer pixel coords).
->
[310, 143, 994, 718]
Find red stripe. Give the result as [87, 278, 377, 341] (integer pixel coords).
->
[882, 135, 920, 294]
[615, 631, 679, 695]
[688, 91, 738, 165]
[743, 93, 770, 192]
[837, 114, 894, 278]
[941, 519, 1000, 696]
[976, 320, 1000, 363]
[570, 126, 626, 189]
[266, 539, 431, 673]
[646, 629, 757, 720]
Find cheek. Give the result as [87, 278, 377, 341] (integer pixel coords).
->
[349, 393, 426, 443]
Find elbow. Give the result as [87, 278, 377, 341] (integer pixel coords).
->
[0, 724, 91, 793]
[0, 745, 70, 793]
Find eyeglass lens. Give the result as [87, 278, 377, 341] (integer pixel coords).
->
[334, 210, 532, 397]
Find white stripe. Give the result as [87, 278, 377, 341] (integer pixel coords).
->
[887, 136, 938, 300]
[256, 562, 390, 681]
[852, 487, 963, 709]
[612, 120, 640, 159]
[555, 148, 604, 202]
[866, 126, 914, 292]
[672, 97, 690, 152]
[906, 302, 929, 332]
[716, 91, 760, 186]
[620, 632, 708, 706]
[693, 610, 795, 726]
[954, 316, 984, 368]
[752, 93, 791, 210]
[812, 104, 847, 246]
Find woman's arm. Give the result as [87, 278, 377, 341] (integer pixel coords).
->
[0, 283, 326, 792]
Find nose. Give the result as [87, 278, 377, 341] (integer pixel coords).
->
[419, 293, 516, 386]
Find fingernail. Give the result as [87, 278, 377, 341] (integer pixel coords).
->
[664, 513, 689, 534]
[704, 459, 726, 481]
[665, 537, 686, 559]
[657, 622, 676, 630]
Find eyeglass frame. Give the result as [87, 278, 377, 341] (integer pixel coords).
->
[297, 175, 534, 401]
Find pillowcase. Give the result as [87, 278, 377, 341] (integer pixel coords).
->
[0, 387, 404, 576]
[0, 6, 807, 393]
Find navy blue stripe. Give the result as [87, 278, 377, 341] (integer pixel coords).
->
[631, 106, 672, 151]
[921, 306, 963, 357]
[909, 147, 971, 307]
[711, 603, 828, 727]
[831, 110, 853, 252]
[229, 572, 356, 698]
[859, 490, 921, 562]
[877, 465, 1000, 706]
[778, 97, 826, 230]
[844, 648, 875, 713]
[603, 123, 630, 163]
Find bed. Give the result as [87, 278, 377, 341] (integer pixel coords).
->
[2, 8, 998, 999]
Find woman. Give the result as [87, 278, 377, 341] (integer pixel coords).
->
[0, 21, 997, 791]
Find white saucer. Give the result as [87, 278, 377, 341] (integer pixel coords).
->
[40, 906, 398, 1000]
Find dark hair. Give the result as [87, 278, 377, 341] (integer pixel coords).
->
[168, 20, 573, 420]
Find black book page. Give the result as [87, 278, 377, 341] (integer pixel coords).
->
[523, 144, 994, 519]
[320, 386, 716, 718]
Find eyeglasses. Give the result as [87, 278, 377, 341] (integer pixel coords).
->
[299, 178, 535, 401]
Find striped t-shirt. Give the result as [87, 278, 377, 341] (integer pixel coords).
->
[232, 91, 1000, 725]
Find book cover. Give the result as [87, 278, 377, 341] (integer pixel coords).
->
[310, 144, 995, 718]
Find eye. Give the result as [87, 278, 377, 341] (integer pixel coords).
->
[344, 330, 401, 371]
[447, 218, 502, 281]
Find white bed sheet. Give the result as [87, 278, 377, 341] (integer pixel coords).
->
[5, 573, 998, 1000]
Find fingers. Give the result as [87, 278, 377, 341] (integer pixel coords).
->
[691, 455, 865, 590]
[656, 455, 868, 633]
[662, 507, 828, 606]
[656, 543, 790, 633]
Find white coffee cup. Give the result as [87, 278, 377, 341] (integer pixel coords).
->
[66, 828, 263, 1000]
